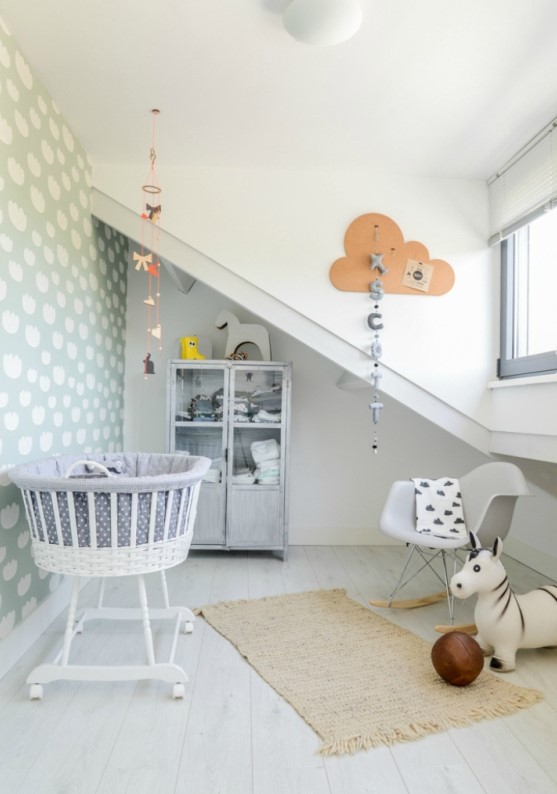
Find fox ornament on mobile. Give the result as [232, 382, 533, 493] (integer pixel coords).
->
[450, 532, 557, 671]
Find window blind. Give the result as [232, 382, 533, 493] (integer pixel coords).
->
[488, 118, 557, 246]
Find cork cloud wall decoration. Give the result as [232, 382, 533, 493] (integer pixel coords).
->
[329, 213, 455, 296]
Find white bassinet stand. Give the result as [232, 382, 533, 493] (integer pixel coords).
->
[10, 452, 211, 700]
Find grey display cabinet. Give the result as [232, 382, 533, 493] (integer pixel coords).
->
[167, 360, 291, 559]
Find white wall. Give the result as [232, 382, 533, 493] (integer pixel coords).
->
[97, 164, 496, 428]
[489, 375, 557, 463]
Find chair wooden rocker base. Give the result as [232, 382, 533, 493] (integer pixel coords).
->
[370, 590, 447, 610]
[434, 622, 477, 635]
[370, 591, 478, 633]
[370, 594, 477, 633]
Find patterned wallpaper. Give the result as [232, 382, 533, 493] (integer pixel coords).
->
[0, 19, 128, 639]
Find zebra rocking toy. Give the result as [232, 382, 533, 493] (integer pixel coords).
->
[450, 532, 557, 672]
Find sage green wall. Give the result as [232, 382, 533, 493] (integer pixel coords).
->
[0, 23, 127, 639]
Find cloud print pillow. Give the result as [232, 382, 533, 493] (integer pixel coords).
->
[411, 478, 467, 540]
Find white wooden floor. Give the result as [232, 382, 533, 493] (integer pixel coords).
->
[1, 545, 557, 794]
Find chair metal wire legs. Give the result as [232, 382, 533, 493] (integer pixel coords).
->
[385, 544, 464, 624]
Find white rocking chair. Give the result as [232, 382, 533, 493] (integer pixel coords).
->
[370, 462, 531, 627]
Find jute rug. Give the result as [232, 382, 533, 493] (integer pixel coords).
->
[198, 588, 543, 755]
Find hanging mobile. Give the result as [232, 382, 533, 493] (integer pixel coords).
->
[136, 109, 163, 377]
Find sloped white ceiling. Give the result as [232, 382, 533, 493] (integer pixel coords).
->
[2, 0, 557, 179]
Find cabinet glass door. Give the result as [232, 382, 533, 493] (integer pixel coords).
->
[228, 366, 285, 484]
[171, 364, 227, 545]
[227, 366, 286, 547]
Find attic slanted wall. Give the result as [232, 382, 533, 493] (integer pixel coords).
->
[92, 188, 490, 455]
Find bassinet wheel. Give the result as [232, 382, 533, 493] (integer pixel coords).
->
[172, 683, 185, 699]
[183, 621, 194, 634]
[29, 684, 43, 701]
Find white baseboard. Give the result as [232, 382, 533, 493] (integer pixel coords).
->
[288, 531, 554, 580]
[0, 576, 81, 681]
[289, 527, 398, 545]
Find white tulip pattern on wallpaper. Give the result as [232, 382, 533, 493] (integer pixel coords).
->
[17, 530, 30, 548]
[1, 503, 19, 529]
[0, 20, 128, 640]
[21, 598, 37, 620]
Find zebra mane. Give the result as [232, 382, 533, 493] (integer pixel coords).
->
[468, 547, 491, 560]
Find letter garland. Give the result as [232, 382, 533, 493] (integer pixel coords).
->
[367, 224, 386, 453]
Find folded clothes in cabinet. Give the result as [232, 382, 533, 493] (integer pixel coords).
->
[188, 394, 215, 421]
[212, 388, 259, 421]
[251, 438, 281, 463]
[251, 384, 283, 415]
[208, 386, 283, 423]
[257, 458, 280, 472]
[251, 439, 281, 485]
[255, 464, 280, 485]
[252, 410, 281, 423]
[232, 468, 256, 484]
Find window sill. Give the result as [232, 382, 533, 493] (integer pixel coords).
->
[488, 375, 557, 462]
[488, 373, 557, 389]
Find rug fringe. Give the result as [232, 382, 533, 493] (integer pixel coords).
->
[318, 688, 544, 755]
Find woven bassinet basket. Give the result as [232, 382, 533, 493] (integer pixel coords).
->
[10, 452, 211, 577]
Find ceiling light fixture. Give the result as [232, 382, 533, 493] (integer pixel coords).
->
[283, 0, 362, 46]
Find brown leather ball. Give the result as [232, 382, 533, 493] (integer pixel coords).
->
[431, 632, 484, 686]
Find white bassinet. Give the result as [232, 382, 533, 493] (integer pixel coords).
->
[10, 452, 210, 700]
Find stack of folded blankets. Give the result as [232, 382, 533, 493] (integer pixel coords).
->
[233, 390, 258, 422]
[188, 394, 215, 421]
[182, 383, 283, 424]
[231, 468, 256, 484]
[251, 384, 282, 423]
[252, 409, 281, 423]
[211, 388, 225, 421]
[212, 388, 259, 422]
[251, 438, 281, 485]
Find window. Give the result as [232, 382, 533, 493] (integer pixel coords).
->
[499, 206, 557, 378]
[490, 117, 557, 379]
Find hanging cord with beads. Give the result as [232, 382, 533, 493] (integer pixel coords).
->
[367, 224, 387, 453]
[136, 109, 163, 377]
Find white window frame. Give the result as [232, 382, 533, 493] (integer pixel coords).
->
[499, 233, 557, 379]
[491, 117, 557, 379]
